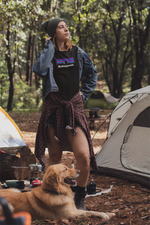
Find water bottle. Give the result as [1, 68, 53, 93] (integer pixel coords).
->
[87, 180, 96, 195]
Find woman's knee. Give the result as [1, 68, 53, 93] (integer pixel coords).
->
[76, 151, 90, 168]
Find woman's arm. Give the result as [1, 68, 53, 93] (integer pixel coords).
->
[32, 39, 55, 77]
[80, 54, 97, 101]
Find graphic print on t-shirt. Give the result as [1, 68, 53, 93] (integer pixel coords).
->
[56, 57, 74, 68]
[52, 46, 79, 101]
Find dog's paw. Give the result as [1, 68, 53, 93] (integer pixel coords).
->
[100, 212, 110, 220]
[105, 212, 116, 219]
[89, 212, 110, 220]
[97, 212, 115, 220]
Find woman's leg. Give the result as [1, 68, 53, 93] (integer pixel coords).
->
[66, 127, 90, 209]
[66, 127, 90, 187]
[47, 126, 62, 165]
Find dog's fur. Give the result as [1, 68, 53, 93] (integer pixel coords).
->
[0, 164, 115, 220]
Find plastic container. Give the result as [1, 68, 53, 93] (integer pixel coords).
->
[31, 180, 41, 187]
[87, 181, 96, 195]
[5, 180, 18, 188]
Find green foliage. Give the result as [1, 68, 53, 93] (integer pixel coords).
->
[0, 0, 56, 111]
[13, 74, 43, 109]
[0, 59, 9, 109]
[0, 0, 150, 110]
[59, 0, 101, 48]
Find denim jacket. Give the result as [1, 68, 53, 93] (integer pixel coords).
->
[32, 40, 97, 101]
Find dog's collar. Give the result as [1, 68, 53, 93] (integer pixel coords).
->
[44, 189, 59, 195]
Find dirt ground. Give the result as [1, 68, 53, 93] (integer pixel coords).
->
[9, 110, 150, 225]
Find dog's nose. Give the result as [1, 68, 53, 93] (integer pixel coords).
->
[77, 170, 80, 174]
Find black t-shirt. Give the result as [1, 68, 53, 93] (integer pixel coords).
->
[52, 46, 79, 101]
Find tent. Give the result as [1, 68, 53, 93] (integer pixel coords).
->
[0, 107, 26, 154]
[96, 86, 150, 188]
[86, 90, 119, 110]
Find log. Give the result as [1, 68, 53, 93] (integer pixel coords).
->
[0, 146, 36, 182]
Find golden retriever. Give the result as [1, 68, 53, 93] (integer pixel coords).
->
[0, 164, 115, 221]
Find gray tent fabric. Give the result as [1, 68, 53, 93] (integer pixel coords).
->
[103, 93, 119, 103]
[121, 129, 150, 174]
[96, 86, 150, 188]
[90, 91, 119, 103]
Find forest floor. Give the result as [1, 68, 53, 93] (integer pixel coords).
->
[9, 110, 150, 225]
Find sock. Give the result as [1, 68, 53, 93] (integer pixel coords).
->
[76, 185, 86, 197]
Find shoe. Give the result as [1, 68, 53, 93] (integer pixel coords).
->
[74, 192, 86, 210]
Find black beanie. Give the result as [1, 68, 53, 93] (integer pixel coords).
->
[42, 18, 65, 39]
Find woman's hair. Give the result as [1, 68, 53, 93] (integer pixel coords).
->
[52, 35, 72, 51]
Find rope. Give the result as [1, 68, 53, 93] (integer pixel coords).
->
[91, 114, 111, 141]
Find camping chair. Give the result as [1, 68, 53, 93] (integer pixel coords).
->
[0, 197, 31, 225]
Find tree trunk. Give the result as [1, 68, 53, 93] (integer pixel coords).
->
[18, 59, 22, 80]
[5, 20, 15, 112]
[7, 73, 14, 111]
[26, 31, 33, 85]
[131, 52, 143, 90]
[35, 32, 41, 106]
[104, 3, 127, 98]
[76, 0, 82, 48]
[102, 61, 112, 94]
[30, 34, 35, 86]
[30, 21, 36, 86]
[130, 3, 150, 91]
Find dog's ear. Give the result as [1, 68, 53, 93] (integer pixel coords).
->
[46, 170, 60, 187]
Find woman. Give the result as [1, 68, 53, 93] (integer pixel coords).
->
[32, 18, 98, 210]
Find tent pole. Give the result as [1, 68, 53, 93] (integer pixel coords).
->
[91, 94, 139, 141]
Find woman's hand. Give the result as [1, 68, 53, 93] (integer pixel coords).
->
[79, 91, 83, 100]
